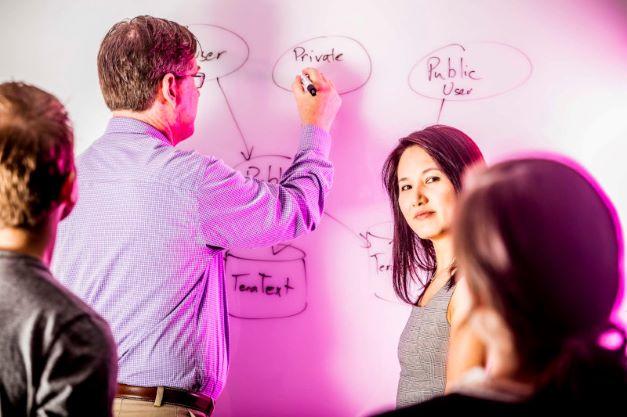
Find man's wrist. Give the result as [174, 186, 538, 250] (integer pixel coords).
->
[301, 125, 332, 156]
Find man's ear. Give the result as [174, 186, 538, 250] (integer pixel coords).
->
[160, 73, 178, 108]
[59, 168, 77, 221]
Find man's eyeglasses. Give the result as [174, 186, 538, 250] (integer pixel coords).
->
[174, 72, 206, 89]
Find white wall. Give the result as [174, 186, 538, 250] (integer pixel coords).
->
[1, 1, 626, 416]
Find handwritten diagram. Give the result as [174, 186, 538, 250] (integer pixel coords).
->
[272, 36, 372, 95]
[225, 244, 307, 319]
[189, 24, 533, 316]
[321, 215, 404, 303]
[409, 42, 533, 121]
[189, 26, 373, 318]
[190, 24, 249, 80]
[362, 222, 396, 302]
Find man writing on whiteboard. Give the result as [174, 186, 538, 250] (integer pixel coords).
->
[52, 15, 341, 416]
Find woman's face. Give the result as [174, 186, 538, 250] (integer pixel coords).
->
[397, 145, 457, 240]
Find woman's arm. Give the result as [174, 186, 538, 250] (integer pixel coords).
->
[445, 277, 486, 392]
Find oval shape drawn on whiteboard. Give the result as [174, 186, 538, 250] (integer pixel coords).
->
[408, 42, 533, 101]
[188, 24, 249, 80]
[273, 36, 372, 95]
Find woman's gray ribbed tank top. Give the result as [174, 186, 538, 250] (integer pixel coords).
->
[396, 281, 456, 407]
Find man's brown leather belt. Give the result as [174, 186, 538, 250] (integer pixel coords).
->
[116, 383, 214, 415]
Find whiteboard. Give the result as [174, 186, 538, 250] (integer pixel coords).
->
[1, 0, 626, 416]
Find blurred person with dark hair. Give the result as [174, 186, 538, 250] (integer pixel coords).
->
[51, 15, 341, 416]
[378, 155, 626, 416]
[0, 81, 117, 416]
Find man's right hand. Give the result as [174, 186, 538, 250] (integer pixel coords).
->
[291, 68, 342, 133]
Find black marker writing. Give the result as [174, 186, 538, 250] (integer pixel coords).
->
[370, 253, 392, 273]
[199, 49, 227, 62]
[245, 164, 284, 184]
[427, 56, 481, 81]
[232, 272, 295, 297]
[293, 47, 344, 63]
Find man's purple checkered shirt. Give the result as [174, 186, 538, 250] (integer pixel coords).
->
[51, 117, 333, 397]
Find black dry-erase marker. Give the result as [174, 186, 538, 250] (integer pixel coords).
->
[299, 74, 317, 96]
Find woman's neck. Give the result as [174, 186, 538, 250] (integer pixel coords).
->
[431, 234, 455, 278]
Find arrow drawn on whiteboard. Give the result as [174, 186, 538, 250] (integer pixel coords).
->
[271, 243, 294, 255]
[215, 77, 254, 160]
[324, 212, 371, 248]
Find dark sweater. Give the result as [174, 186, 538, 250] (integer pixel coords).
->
[0, 251, 117, 417]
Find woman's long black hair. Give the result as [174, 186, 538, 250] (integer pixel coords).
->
[382, 125, 484, 304]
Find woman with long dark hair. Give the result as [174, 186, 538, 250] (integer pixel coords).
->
[382, 125, 486, 406]
[379, 156, 627, 415]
